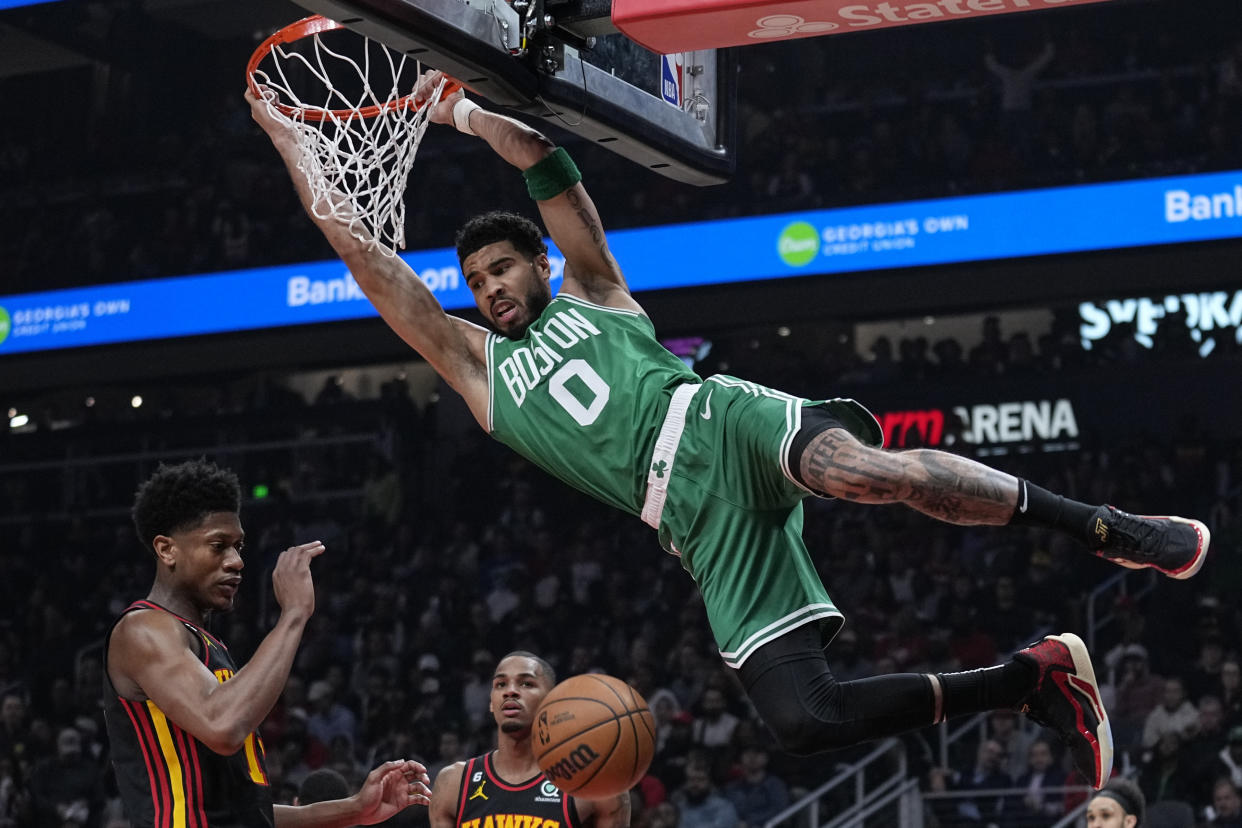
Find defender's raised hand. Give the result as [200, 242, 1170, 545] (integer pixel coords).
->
[270, 541, 324, 621]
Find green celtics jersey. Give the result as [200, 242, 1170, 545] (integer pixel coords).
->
[486, 294, 699, 515]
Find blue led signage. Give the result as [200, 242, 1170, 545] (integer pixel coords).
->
[2, 169, 1239, 356]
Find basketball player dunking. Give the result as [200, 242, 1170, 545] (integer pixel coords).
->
[248, 73, 1211, 790]
[429, 652, 630, 828]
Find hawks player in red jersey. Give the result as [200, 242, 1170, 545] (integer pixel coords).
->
[430, 652, 629, 828]
[104, 459, 431, 828]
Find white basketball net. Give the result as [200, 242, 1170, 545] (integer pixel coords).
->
[252, 31, 448, 257]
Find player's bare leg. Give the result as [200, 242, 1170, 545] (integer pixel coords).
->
[797, 427, 1210, 577]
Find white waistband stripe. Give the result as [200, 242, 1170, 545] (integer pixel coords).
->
[640, 383, 701, 530]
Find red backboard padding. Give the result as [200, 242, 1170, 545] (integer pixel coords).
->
[612, 0, 1116, 54]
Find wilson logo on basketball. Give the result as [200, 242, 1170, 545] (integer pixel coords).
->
[543, 744, 600, 783]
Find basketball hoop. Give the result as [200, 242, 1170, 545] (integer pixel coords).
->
[247, 15, 461, 256]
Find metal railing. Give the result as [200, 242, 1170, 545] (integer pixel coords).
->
[937, 709, 1051, 777]
[0, 433, 377, 473]
[824, 777, 923, 828]
[764, 571, 1159, 828]
[1051, 797, 1090, 828]
[923, 784, 1093, 828]
[763, 738, 905, 828]
[936, 623, 1056, 772]
[1085, 568, 1158, 655]
[0, 485, 371, 526]
[0, 430, 381, 523]
[766, 617, 1081, 828]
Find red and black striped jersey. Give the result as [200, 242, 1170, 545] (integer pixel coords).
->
[103, 600, 273, 828]
[455, 752, 584, 828]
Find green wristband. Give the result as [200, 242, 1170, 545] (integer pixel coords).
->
[523, 147, 582, 200]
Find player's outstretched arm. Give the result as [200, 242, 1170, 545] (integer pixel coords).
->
[274, 760, 432, 828]
[427, 762, 466, 828]
[108, 542, 323, 756]
[245, 87, 491, 426]
[416, 73, 641, 313]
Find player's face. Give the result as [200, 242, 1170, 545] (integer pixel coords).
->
[463, 241, 553, 338]
[1085, 796, 1136, 828]
[163, 512, 245, 614]
[489, 656, 551, 734]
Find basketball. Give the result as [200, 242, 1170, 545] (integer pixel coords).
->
[533, 674, 655, 800]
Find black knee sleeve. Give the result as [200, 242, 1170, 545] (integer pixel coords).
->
[754, 681, 853, 756]
[738, 625, 936, 756]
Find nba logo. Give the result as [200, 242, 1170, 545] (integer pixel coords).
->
[537, 710, 550, 745]
[661, 54, 683, 107]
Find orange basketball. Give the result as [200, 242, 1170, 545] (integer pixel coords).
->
[533, 673, 655, 800]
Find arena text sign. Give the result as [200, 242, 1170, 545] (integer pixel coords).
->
[613, 0, 1115, 53]
[876, 399, 1081, 455]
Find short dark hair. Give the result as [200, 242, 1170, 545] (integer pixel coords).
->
[1096, 777, 1145, 823]
[499, 650, 556, 686]
[297, 767, 351, 805]
[131, 460, 241, 549]
[455, 211, 548, 266]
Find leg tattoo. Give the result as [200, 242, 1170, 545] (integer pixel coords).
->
[799, 428, 1018, 525]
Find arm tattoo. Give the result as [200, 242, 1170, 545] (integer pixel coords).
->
[565, 188, 609, 262]
[802, 430, 901, 501]
[907, 452, 1012, 522]
[800, 429, 1016, 525]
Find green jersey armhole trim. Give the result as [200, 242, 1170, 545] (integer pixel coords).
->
[555, 293, 644, 317]
[485, 332, 498, 433]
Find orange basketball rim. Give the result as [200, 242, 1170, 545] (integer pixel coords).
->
[246, 14, 461, 122]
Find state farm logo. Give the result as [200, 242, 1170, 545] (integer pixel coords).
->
[879, 400, 1079, 449]
[750, 14, 838, 39]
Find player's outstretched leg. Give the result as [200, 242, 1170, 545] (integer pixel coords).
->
[791, 425, 1211, 579]
[1011, 633, 1113, 789]
[1086, 506, 1210, 580]
[739, 625, 1114, 788]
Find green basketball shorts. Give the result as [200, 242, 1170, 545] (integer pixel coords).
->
[641, 375, 881, 668]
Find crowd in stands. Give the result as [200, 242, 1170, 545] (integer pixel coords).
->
[1, 312, 1240, 828]
[1, 1, 1241, 295]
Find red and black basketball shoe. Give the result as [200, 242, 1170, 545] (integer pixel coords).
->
[1013, 633, 1113, 790]
[1089, 505, 1210, 580]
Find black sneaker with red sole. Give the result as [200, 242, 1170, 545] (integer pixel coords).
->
[1013, 633, 1113, 790]
[1090, 506, 1211, 580]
